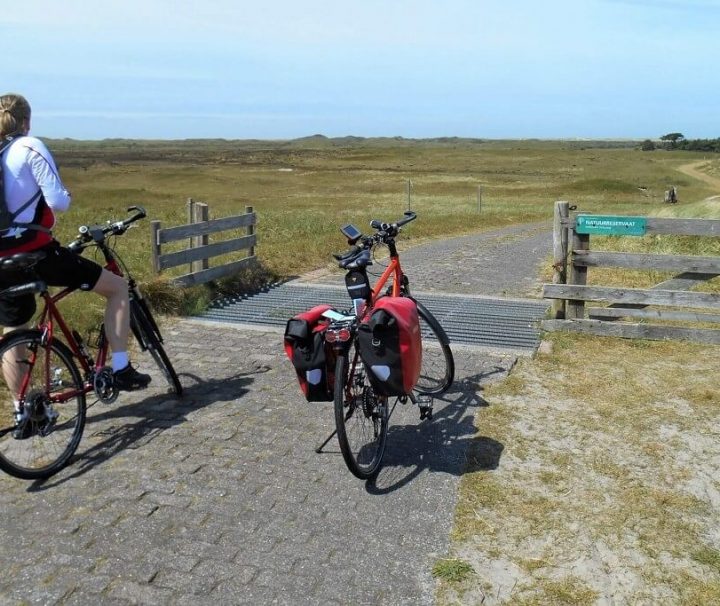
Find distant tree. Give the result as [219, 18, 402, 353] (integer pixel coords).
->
[641, 139, 655, 151]
[660, 133, 685, 148]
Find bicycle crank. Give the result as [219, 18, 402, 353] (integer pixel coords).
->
[93, 366, 119, 404]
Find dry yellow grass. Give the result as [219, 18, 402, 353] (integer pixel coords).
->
[438, 332, 720, 605]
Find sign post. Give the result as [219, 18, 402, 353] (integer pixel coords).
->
[576, 215, 647, 236]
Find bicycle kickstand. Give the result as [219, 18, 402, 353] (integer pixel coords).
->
[315, 429, 337, 454]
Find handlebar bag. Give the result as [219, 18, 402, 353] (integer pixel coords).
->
[284, 304, 335, 402]
[358, 297, 421, 396]
[344, 268, 371, 301]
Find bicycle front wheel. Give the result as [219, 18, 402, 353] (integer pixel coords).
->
[0, 330, 86, 480]
[414, 301, 455, 395]
[334, 344, 389, 480]
[130, 299, 182, 396]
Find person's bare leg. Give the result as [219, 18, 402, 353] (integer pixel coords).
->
[2, 324, 29, 416]
[91, 269, 150, 389]
[91, 269, 129, 357]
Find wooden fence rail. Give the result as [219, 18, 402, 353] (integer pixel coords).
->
[542, 201, 720, 344]
[151, 200, 256, 287]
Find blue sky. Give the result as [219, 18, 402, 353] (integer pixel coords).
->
[3, 0, 718, 140]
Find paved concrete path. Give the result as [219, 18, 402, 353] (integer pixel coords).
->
[0, 223, 551, 605]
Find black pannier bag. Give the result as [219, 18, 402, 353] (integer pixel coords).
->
[284, 304, 335, 401]
[358, 297, 421, 397]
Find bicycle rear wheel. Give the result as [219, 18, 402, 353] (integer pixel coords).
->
[414, 301, 455, 395]
[334, 344, 389, 480]
[130, 298, 182, 396]
[0, 330, 86, 480]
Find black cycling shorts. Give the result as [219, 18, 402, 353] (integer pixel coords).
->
[0, 241, 104, 327]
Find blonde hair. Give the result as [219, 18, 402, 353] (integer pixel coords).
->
[0, 93, 31, 138]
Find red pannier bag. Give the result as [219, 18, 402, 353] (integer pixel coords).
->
[284, 304, 335, 402]
[358, 297, 422, 396]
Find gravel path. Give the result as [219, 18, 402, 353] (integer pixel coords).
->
[0, 223, 552, 605]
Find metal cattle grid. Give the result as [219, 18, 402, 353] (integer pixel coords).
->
[197, 283, 549, 355]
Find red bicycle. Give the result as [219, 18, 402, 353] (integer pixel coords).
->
[0, 206, 181, 480]
[325, 211, 454, 479]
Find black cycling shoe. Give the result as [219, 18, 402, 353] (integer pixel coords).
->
[114, 364, 152, 391]
[12, 418, 33, 440]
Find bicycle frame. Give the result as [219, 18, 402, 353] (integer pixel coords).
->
[370, 255, 404, 301]
[34, 289, 107, 392]
[368, 234, 409, 304]
[25, 254, 126, 404]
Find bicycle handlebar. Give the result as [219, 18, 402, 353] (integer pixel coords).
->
[67, 206, 147, 253]
[334, 211, 417, 268]
[369, 210, 416, 234]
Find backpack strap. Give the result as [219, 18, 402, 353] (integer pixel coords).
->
[0, 137, 52, 235]
[9, 190, 50, 233]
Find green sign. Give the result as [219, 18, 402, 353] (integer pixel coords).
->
[576, 215, 647, 236]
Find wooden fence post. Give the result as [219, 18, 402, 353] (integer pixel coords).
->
[566, 215, 589, 320]
[192, 202, 209, 273]
[552, 201, 570, 318]
[150, 220, 161, 275]
[246, 205, 255, 257]
[477, 185, 482, 212]
[187, 198, 195, 274]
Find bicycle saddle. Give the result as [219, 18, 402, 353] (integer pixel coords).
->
[0, 251, 46, 272]
[0, 280, 47, 298]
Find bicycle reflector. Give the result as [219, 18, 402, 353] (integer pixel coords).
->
[325, 328, 352, 343]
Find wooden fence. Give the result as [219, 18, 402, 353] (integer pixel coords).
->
[542, 200, 720, 344]
[150, 200, 256, 287]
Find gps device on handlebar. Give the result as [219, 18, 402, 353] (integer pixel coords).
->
[340, 224, 362, 244]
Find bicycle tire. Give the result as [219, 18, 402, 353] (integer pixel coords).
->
[334, 344, 388, 480]
[130, 299, 182, 396]
[413, 300, 455, 395]
[0, 330, 86, 480]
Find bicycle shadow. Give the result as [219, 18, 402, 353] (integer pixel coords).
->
[26, 367, 269, 491]
[365, 368, 507, 495]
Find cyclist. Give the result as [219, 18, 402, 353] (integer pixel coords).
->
[0, 93, 150, 433]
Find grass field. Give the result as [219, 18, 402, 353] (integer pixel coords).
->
[49, 137, 718, 279]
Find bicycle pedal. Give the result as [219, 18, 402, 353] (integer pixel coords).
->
[416, 394, 433, 420]
[415, 394, 433, 407]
